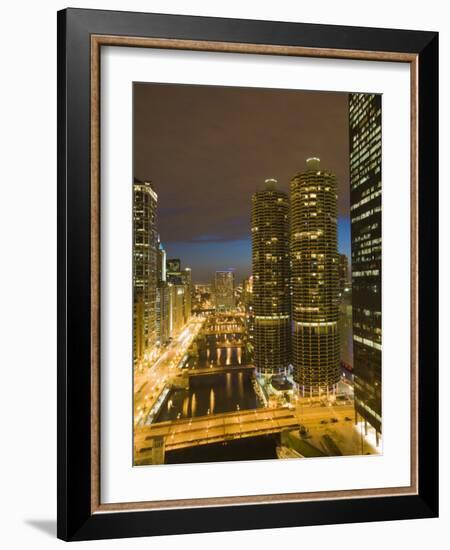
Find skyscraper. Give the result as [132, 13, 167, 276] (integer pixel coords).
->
[157, 239, 167, 282]
[291, 158, 340, 395]
[168, 284, 186, 336]
[166, 259, 192, 324]
[166, 258, 181, 274]
[156, 239, 170, 346]
[214, 270, 235, 311]
[182, 267, 192, 320]
[133, 179, 158, 364]
[251, 179, 290, 376]
[349, 93, 382, 441]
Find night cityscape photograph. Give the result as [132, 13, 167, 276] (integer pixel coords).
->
[132, 82, 382, 466]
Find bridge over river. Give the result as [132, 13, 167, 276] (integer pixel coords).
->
[187, 364, 255, 377]
[134, 407, 300, 464]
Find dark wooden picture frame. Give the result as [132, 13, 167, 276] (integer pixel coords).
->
[57, 8, 438, 541]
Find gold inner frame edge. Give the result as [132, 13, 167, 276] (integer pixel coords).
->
[89, 35, 419, 514]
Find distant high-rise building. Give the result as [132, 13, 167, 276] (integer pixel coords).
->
[349, 93, 382, 440]
[251, 179, 290, 376]
[339, 253, 350, 293]
[156, 239, 170, 345]
[183, 267, 192, 286]
[133, 179, 158, 364]
[157, 239, 167, 282]
[166, 259, 192, 324]
[156, 284, 170, 345]
[168, 284, 186, 336]
[166, 258, 181, 274]
[215, 270, 235, 311]
[182, 267, 192, 320]
[291, 158, 340, 395]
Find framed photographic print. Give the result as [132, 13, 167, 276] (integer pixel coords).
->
[57, 8, 439, 541]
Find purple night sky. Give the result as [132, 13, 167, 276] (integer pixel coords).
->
[134, 82, 351, 283]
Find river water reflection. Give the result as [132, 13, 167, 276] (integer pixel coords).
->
[155, 333, 261, 422]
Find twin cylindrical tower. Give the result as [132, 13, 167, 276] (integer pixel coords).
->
[251, 179, 291, 376]
[290, 158, 340, 394]
[251, 159, 340, 394]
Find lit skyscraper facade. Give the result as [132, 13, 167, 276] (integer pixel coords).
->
[251, 179, 290, 376]
[133, 179, 158, 364]
[157, 239, 167, 282]
[168, 284, 187, 336]
[166, 259, 192, 330]
[349, 93, 382, 439]
[291, 158, 340, 394]
[214, 270, 235, 311]
[156, 239, 170, 345]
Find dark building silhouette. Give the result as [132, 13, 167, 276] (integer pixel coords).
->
[349, 93, 382, 441]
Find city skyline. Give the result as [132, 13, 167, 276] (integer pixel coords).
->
[134, 83, 351, 282]
[133, 83, 382, 466]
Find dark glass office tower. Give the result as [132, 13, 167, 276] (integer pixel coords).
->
[251, 179, 290, 376]
[291, 158, 340, 395]
[349, 93, 382, 440]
